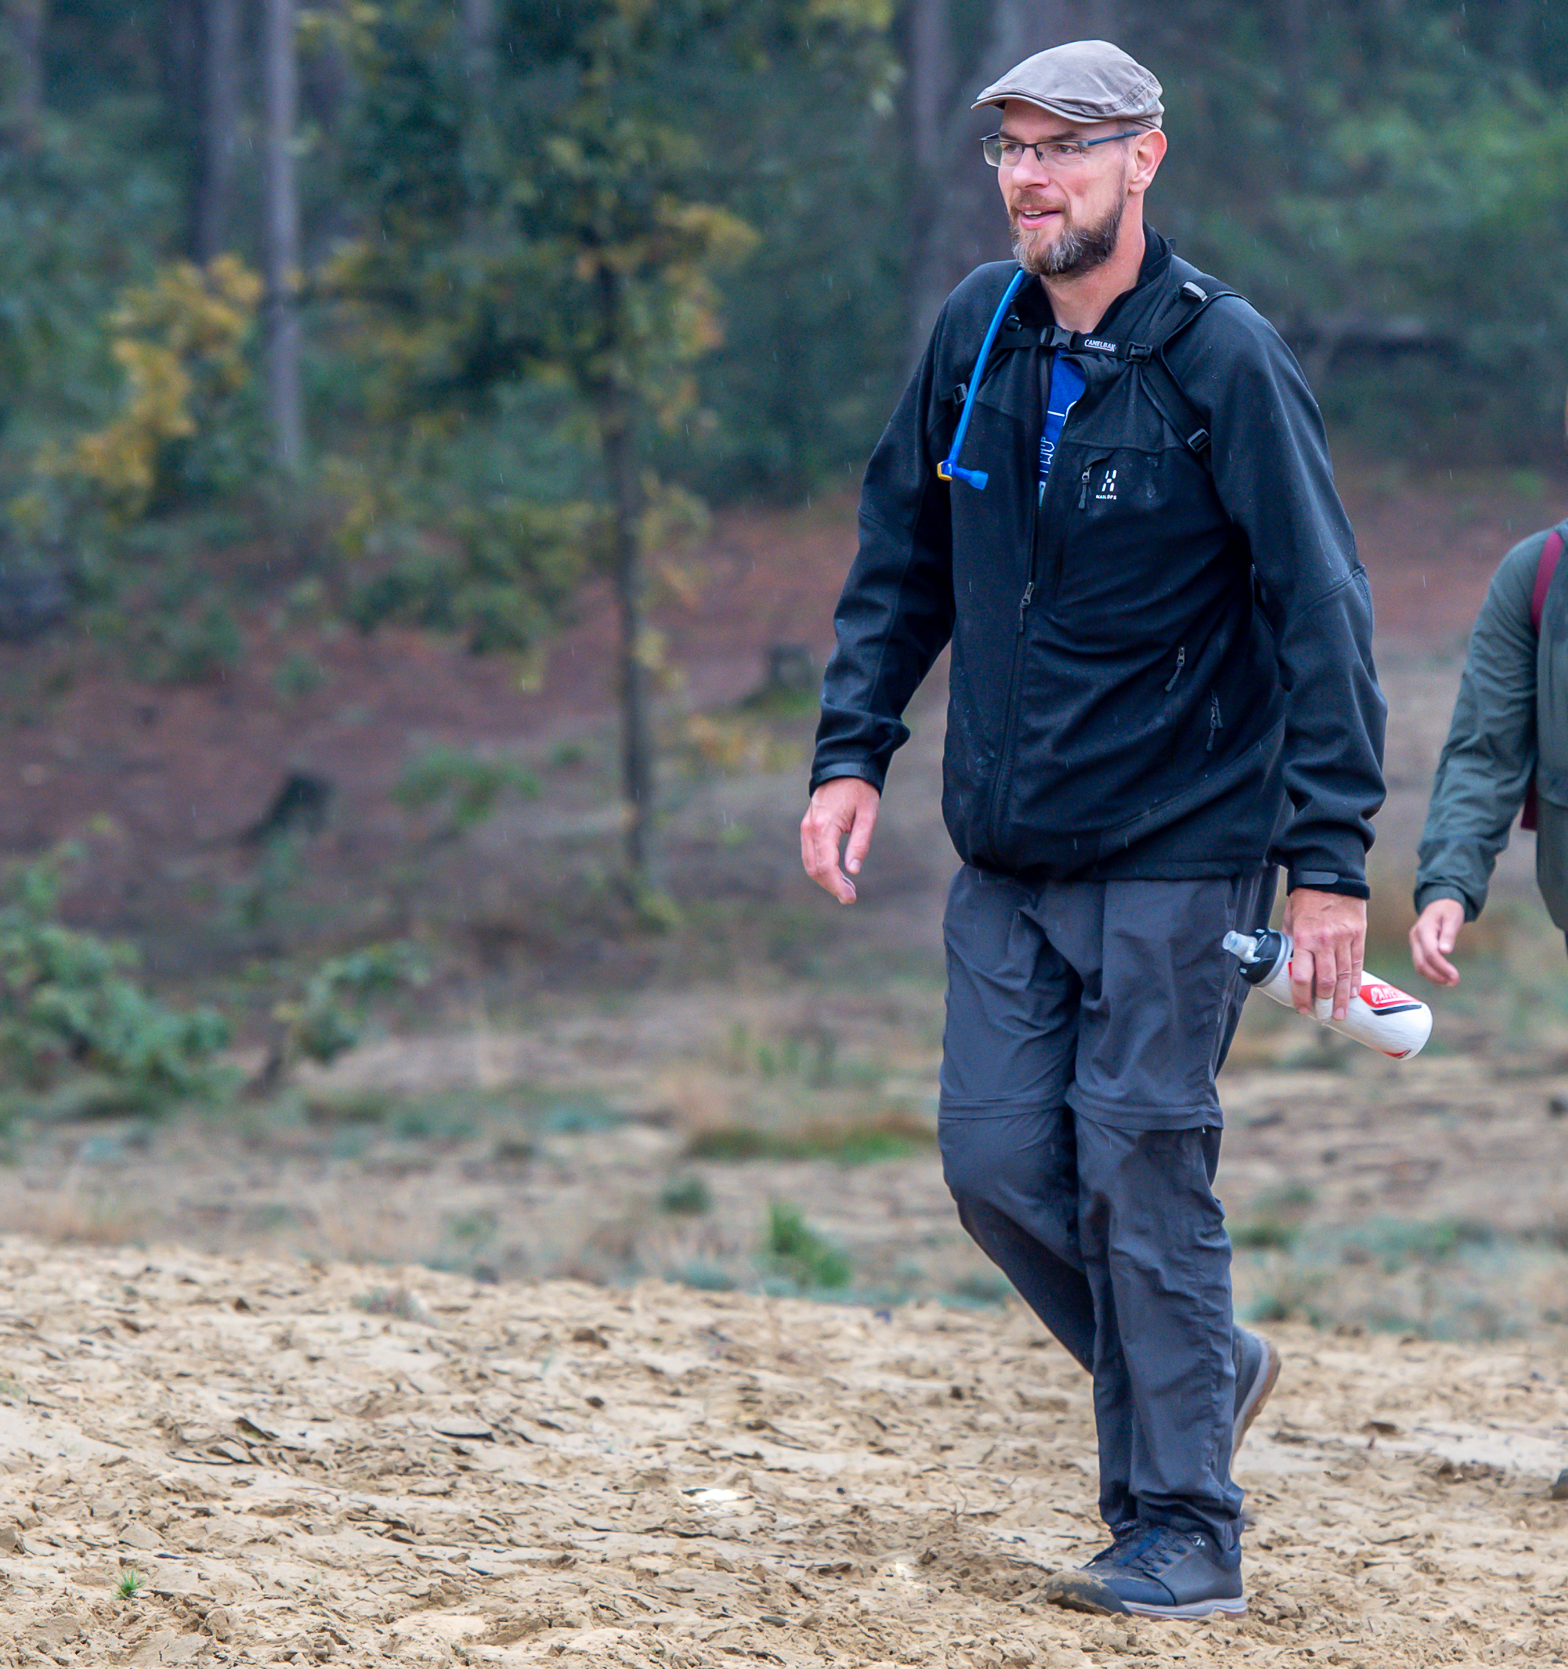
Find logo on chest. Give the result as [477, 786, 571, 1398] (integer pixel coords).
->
[1093, 467, 1120, 502]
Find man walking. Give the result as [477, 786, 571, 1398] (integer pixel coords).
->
[801, 41, 1385, 1618]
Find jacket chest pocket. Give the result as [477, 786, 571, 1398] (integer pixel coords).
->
[1069, 451, 1167, 513]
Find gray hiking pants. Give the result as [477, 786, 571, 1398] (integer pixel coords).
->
[938, 864, 1274, 1561]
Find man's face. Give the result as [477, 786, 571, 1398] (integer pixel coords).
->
[995, 100, 1137, 279]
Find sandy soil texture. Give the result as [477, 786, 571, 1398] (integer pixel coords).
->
[3, 1237, 1568, 1667]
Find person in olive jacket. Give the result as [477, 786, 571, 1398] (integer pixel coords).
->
[799, 40, 1386, 1619]
[1411, 503, 1568, 986]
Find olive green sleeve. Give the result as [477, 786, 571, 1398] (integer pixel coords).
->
[1413, 532, 1547, 921]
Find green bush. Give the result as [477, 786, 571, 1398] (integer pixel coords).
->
[0, 846, 230, 1108]
[765, 1200, 851, 1290]
[392, 745, 539, 841]
[275, 943, 430, 1070]
[144, 602, 243, 685]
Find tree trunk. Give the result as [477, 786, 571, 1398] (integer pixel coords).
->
[5, 0, 45, 153]
[194, 0, 242, 264]
[460, 0, 495, 238]
[1498, 0, 1538, 68]
[918, 0, 1074, 336]
[903, 0, 953, 369]
[596, 268, 655, 895]
[461, 0, 494, 78]
[1279, 0, 1309, 186]
[262, 0, 304, 474]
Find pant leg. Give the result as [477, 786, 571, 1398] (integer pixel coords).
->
[1034, 870, 1270, 1562]
[1076, 1116, 1241, 1559]
[938, 865, 1096, 1371]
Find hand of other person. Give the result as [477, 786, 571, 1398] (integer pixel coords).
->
[1282, 888, 1367, 1020]
[1409, 897, 1465, 988]
[800, 777, 880, 905]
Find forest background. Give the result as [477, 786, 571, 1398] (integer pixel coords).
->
[0, 1, 1564, 1329]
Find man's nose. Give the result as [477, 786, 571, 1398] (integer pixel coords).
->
[1008, 147, 1053, 187]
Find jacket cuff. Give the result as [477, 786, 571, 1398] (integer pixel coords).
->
[808, 761, 886, 797]
[1285, 868, 1370, 900]
[1413, 881, 1478, 923]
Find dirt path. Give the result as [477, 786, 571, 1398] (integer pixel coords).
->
[2, 1237, 1566, 1667]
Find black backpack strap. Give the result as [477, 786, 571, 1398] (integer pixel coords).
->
[943, 272, 1241, 455]
[1136, 277, 1240, 465]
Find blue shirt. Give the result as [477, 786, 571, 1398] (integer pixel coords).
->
[1038, 356, 1086, 503]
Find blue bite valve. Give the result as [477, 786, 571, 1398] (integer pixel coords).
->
[941, 461, 989, 490]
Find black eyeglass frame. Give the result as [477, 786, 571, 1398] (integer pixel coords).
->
[981, 129, 1144, 168]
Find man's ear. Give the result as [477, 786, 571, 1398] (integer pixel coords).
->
[1126, 128, 1167, 198]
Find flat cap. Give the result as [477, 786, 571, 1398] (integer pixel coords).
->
[972, 39, 1163, 129]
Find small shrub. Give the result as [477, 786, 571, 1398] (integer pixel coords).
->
[352, 1285, 432, 1323]
[147, 602, 243, 685]
[765, 1201, 851, 1290]
[0, 846, 229, 1107]
[541, 1099, 617, 1135]
[273, 650, 325, 700]
[1231, 1218, 1298, 1252]
[393, 745, 539, 842]
[950, 1271, 1012, 1307]
[674, 1262, 735, 1292]
[278, 943, 428, 1068]
[659, 1175, 712, 1216]
[116, 1568, 144, 1601]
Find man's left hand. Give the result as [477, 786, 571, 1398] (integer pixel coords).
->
[1281, 888, 1367, 1021]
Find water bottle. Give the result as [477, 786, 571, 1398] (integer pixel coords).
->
[1222, 928, 1433, 1060]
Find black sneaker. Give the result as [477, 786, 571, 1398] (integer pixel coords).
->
[1082, 1519, 1143, 1570]
[1043, 1525, 1246, 1619]
[1232, 1327, 1281, 1458]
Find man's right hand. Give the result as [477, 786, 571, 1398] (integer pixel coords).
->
[1410, 897, 1465, 987]
[800, 777, 881, 905]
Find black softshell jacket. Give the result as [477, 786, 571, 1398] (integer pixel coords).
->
[810, 231, 1386, 894]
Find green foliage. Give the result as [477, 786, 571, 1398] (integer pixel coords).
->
[143, 601, 244, 686]
[346, 492, 594, 655]
[764, 1199, 851, 1289]
[0, 847, 230, 1108]
[1148, 3, 1568, 458]
[115, 1568, 144, 1601]
[392, 746, 540, 842]
[328, 0, 896, 658]
[274, 943, 430, 1069]
[273, 650, 326, 701]
[659, 1174, 713, 1216]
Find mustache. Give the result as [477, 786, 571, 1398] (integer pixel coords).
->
[1009, 195, 1066, 215]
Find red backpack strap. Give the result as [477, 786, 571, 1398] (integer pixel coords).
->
[1530, 527, 1564, 635]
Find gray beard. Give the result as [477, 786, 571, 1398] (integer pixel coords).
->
[1011, 195, 1126, 278]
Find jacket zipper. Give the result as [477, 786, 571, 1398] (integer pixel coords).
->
[983, 345, 1051, 858]
[1206, 691, 1223, 752]
[1165, 646, 1185, 692]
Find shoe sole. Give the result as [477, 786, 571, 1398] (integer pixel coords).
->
[1124, 1596, 1248, 1619]
[1043, 1573, 1246, 1620]
[1232, 1333, 1282, 1458]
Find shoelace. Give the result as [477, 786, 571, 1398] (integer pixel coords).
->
[1085, 1520, 1148, 1568]
[1118, 1525, 1197, 1576]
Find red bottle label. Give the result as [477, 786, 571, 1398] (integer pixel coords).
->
[1360, 981, 1423, 1013]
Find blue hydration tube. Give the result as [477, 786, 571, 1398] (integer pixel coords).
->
[938, 267, 1028, 491]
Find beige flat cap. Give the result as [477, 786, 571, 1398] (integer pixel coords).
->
[972, 39, 1163, 129]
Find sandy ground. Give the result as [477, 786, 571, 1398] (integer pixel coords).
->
[4, 479, 1568, 1665]
[3, 1237, 1568, 1668]
[6, 1016, 1568, 1341]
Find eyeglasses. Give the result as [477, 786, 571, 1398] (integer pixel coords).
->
[982, 130, 1142, 169]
